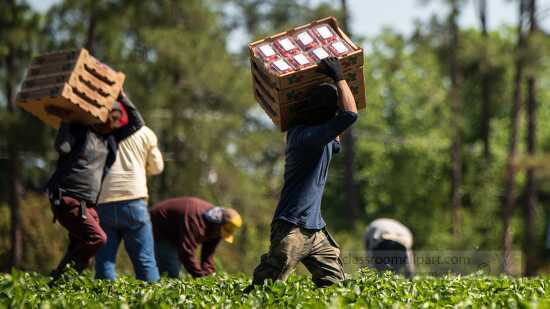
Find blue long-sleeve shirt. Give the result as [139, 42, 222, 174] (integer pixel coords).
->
[273, 111, 358, 229]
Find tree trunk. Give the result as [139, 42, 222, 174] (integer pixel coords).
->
[449, 0, 462, 238]
[523, 76, 536, 276]
[340, 0, 361, 223]
[5, 49, 23, 270]
[523, 0, 537, 277]
[85, 2, 97, 55]
[502, 0, 526, 275]
[478, 0, 491, 159]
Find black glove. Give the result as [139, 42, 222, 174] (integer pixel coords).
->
[317, 57, 344, 81]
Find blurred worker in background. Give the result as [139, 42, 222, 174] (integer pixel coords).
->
[46, 91, 141, 282]
[95, 91, 164, 282]
[149, 196, 242, 278]
[364, 218, 415, 278]
[246, 57, 358, 291]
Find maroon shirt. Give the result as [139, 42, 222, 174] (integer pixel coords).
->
[150, 197, 221, 277]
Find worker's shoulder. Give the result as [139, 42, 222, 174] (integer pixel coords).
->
[154, 196, 211, 209]
[138, 125, 155, 134]
[125, 125, 158, 143]
[134, 125, 157, 138]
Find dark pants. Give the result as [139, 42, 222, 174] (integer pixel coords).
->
[251, 220, 345, 288]
[155, 238, 181, 278]
[95, 199, 159, 282]
[51, 196, 107, 275]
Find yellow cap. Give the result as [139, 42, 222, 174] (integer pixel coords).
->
[220, 208, 242, 244]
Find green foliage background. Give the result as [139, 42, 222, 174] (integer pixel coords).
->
[0, 0, 549, 277]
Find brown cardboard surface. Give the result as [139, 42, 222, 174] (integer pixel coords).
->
[252, 65, 365, 108]
[28, 49, 124, 83]
[16, 83, 109, 129]
[22, 68, 120, 99]
[25, 48, 125, 100]
[250, 52, 363, 90]
[19, 77, 114, 111]
[248, 16, 364, 89]
[17, 48, 126, 127]
[252, 66, 366, 131]
[30, 49, 83, 66]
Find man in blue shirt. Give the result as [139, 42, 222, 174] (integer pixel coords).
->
[247, 57, 358, 290]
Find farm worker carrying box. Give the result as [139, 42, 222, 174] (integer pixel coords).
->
[94, 93, 164, 283]
[149, 197, 242, 278]
[46, 90, 144, 283]
[364, 218, 415, 278]
[245, 57, 358, 291]
[16, 49, 140, 284]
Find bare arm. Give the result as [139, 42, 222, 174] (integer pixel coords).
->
[336, 80, 357, 113]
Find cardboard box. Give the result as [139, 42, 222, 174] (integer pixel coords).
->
[252, 64, 365, 107]
[21, 67, 119, 99]
[16, 83, 110, 128]
[248, 16, 363, 89]
[253, 66, 365, 131]
[16, 48, 125, 128]
[248, 16, 366, 131]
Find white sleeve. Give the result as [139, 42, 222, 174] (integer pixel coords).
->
[145, 128, 164, 176]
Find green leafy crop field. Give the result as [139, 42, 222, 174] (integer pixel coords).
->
[1, 269, 549, 308]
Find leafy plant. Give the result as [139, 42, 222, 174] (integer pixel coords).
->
[1, 269, 549, 308]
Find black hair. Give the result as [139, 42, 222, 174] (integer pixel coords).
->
[302, 83, 339, 126]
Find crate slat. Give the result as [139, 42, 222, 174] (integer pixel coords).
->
[16, 48, 125, 128]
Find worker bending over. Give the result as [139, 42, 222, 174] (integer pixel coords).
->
[364, 218, 415, 278]
[149, 196, 242, 278]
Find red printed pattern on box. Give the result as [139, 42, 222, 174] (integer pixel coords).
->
[273, 37, 300, 57]
[256, 44, 278, 62]
[295, 30, 318, 50]
[289, 53, 314, 69]
[310, 47, 331, 62]
[311, 24, 338, 44]
[328, 40, 351, 56]
[270, 59, 294, 74]
[255, 23, 355, 76]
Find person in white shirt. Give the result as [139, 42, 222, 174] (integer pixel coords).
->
[94, 94, 164, 282]
[364, 218, 415, 278]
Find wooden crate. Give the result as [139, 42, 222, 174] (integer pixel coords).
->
[252, 64, 365, 107]
[24, 49, 124, 93]
[21, 67, 120, 99]
[253, 66, 365, 131]
[248, 16, 364, 90]
[248, 16, 366, 131]
[16, 83, 110, 128]
[16, 48, 125, 128]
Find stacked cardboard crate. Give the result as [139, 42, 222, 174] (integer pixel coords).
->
[16, 48, 125, 128]
[249, 16, 365, 131]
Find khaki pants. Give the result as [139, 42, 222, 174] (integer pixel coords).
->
[251, 220, 345, 287]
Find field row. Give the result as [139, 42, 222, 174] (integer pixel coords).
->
[1, 269, 550, 308]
